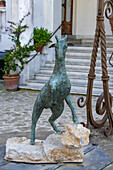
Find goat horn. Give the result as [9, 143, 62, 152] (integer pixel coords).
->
[55, 35, 59, 42]
[63, 35, 67, 41]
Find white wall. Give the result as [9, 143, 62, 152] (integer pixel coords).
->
[73, 0, 98, 38]
[33, 0, 44, 28]
[18, 0, 33, 45]
[12, 0, 18, 23]
[43, 0, 61, 61]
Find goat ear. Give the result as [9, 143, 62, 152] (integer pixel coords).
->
[55, 35, 60, 42]
[67, 43, 74, 46]
[64, 35, 67, 41]
[49, 44, 55, 48]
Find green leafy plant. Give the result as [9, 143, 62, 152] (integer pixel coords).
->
[33, 27, 52, 46]
[3, 12, 35, 76]
[107, 0, 113, 7]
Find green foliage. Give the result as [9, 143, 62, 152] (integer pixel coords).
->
[3, 12, 35, 76]
[33, 27, 52, 46]
[107, 0, 113, 6]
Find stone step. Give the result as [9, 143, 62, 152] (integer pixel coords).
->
[67, 46, 113, 54]
[68, 40, 113, 48]
[34, 65, 113, 79]
[67, 35, 113, 41]
[33, 73, 113, 83]
[66, 52, 112, 59]
[47, 61, 111, 68]
[19, 83, 113, 96]
[21, 35, 113, 96]
[37, 68, 113, 79]
[26, 78, 113, 88]
[44, 63, 113, 72]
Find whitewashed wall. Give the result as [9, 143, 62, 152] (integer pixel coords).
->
[72, 0, 112, 37]
[73, 0, 98, 38]
[1, 0, 112, 84]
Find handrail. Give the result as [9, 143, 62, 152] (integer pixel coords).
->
[26, 23, 62, 64]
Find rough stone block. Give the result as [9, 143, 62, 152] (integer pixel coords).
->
[62, 123, 90, 148]
[44, 133, 83, 162]
[5, 137, 47, 163]
[5, 123, 90, 163]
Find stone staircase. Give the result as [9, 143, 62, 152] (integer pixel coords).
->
[19, 36, 113, 96]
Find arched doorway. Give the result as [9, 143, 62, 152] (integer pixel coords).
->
[62, 0, 73, 35]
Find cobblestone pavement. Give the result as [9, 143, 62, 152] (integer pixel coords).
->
[0, 88, 113, 169]
[0, 89, 88, 138]
[0, 89, 98, 138]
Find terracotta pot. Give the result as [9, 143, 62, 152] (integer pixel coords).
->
[35, 44, 44, 53]
[0, 1, 6, 7]
[3, 75, 20, 91]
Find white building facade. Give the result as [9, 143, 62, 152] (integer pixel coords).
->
[0, 0, 112, 84]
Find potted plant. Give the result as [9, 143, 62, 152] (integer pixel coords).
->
[33, 27, 52, 53]
[2, 12, 35, 91]
[0, 0, 6, 7]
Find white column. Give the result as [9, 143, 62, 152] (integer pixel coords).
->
[33, 0, 44, 28]
[73, 0, 98, 38]
[18, 0, 33, 84]
[6, 0, 12, 24]
[6, 0, 18, 25]
[0, 8, 6, 32]
[18, 0, 33, 45]
[44, 0, 61, 38]
[44, 0, 61, 61]
[11, 0, 18, 23]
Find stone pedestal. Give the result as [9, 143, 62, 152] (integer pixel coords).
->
[5, 123, 90, 163]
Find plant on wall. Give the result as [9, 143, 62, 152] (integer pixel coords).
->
[2, 12, 35, 91]
[3, 12, 35, 76]
[33, 27, 52, 45]
[33, 27, 52, 53]
[0, 0, 6, 7]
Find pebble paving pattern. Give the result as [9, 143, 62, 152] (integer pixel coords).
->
[0, 88, 102, 136]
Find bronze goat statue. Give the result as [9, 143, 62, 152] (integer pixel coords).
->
[30, 35, 79, 145]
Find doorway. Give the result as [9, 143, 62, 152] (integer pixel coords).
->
[62, 0, 73, 35]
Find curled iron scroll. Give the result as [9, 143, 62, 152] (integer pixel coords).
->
[77, 96, 87, 108]
[109, 52, 113, 67]
[104, 0, 113, 19]
[96, 92, 112, 115]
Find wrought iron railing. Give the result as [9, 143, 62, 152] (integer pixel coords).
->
[77, 0, 113, 137]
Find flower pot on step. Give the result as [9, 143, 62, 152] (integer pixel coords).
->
[3, 75, 20, 91]
[35, 44, 44, 54]
[0, 1, 6, 7]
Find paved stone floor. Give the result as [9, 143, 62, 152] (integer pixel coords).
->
[0, 87, 113, 169]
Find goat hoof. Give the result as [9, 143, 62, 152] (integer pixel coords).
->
[30, 139, 35, 145]
[73, 120, 79, 124]
[57, 131, 63, 134]
[52, 102, 57, 105]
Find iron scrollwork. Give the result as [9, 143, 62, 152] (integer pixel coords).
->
[77, 0, 113, 136]
[104, 0, 113, 19]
